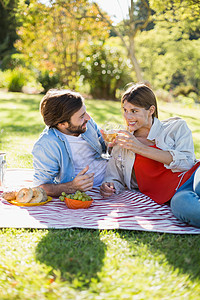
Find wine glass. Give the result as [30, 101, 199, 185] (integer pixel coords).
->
[114, 125, 131, 162]
[100, 123, 118, 159]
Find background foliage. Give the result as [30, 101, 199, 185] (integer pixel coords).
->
[0, 0, 199, 102]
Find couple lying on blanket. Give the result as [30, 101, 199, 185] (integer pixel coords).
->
[32, 84, 200, 228]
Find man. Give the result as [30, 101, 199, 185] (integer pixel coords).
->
[32, 89, 107, 197]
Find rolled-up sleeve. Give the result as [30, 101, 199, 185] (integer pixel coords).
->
[163, 119, 196, 171]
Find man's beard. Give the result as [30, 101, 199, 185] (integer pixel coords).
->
[67, 121, 88, 135]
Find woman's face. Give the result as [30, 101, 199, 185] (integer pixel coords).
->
[122, 100, 155, 133]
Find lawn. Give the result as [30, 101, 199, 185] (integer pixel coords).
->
[0, 91, 200, 299]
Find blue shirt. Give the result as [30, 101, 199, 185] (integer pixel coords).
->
[32, 118, 106, 186]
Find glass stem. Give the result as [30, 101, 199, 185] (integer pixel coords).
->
[106, 146, 110, 156]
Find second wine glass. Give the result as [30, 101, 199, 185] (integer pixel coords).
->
[114, 125, 130, 162]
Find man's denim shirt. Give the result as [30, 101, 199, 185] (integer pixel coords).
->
[32, 118, 106, 186]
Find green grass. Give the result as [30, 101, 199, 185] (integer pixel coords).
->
[0, 91, 200, 299]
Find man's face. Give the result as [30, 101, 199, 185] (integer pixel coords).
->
[58, 104, 91, 136]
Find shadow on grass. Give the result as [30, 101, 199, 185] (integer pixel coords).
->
[118, 231, 200, 281]
[35, 229, 106, 287]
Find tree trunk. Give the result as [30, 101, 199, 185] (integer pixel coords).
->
[93, 1, 146, 83]
[129, 37, 143, 82]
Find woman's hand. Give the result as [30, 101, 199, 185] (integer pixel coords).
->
[100, 182, 115, 197]
[115, 130, 144, 152]
[115, 130, 173, 165]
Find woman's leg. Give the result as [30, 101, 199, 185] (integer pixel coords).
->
[171, 167, 200, 228]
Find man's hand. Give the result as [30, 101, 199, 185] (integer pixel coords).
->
[72, 165, 94, 192]
[100, 182, 115, 197]
[39, 165, 94, 197]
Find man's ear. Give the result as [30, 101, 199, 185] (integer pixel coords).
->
[57, 121, 69, 130]
[149, 105, 155, 116]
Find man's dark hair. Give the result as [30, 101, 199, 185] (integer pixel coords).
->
[40, 89, 84, 128]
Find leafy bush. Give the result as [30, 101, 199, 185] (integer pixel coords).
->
[80, 39, 133, 100]
[173, 85, 196, 96]
[4, 69, 26, 92]
[188, 92, 199, 103]
[175, 95, 195, 107]
[37, 70, 61, 93]
[1, 53, 27, 70]
[0, 71, 6, 88]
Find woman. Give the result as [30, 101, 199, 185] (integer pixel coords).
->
[100, 83, 200, 227]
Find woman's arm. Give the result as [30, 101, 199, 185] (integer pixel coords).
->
[116, 118, 196, 171]
[116, 132, 173, 165]
[102, 145, 129, 194]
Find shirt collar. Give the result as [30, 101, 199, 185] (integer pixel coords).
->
[147, 117, 162, 141]
[51, 127, 85, 141]
[51, 127, 66, 141]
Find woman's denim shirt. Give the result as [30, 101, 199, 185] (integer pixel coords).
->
[32, 118, 106, 186]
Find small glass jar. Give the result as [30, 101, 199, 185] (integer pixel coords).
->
[0, 152, 6, 192]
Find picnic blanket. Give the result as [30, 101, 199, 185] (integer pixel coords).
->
[1, 168, 200, 234]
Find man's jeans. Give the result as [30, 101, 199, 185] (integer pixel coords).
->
[171, 166, 200, 228]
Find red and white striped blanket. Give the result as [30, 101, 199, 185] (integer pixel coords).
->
[1, 169, 200, 234]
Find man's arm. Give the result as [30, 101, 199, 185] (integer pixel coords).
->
[39, 166, 94, 197]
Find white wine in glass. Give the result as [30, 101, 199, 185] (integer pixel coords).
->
[101, 122, 118, 159]
[101, 130, 117, 159]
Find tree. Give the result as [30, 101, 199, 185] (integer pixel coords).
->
[143, 0, 200, 92]
[0, 0, 19, 69]
[149, 0, 200, 39]
[135, 21, 200, 92]
[150, 0, 200, 13]
[93, 0, 152, 82]
[14, 0, 110, 90]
